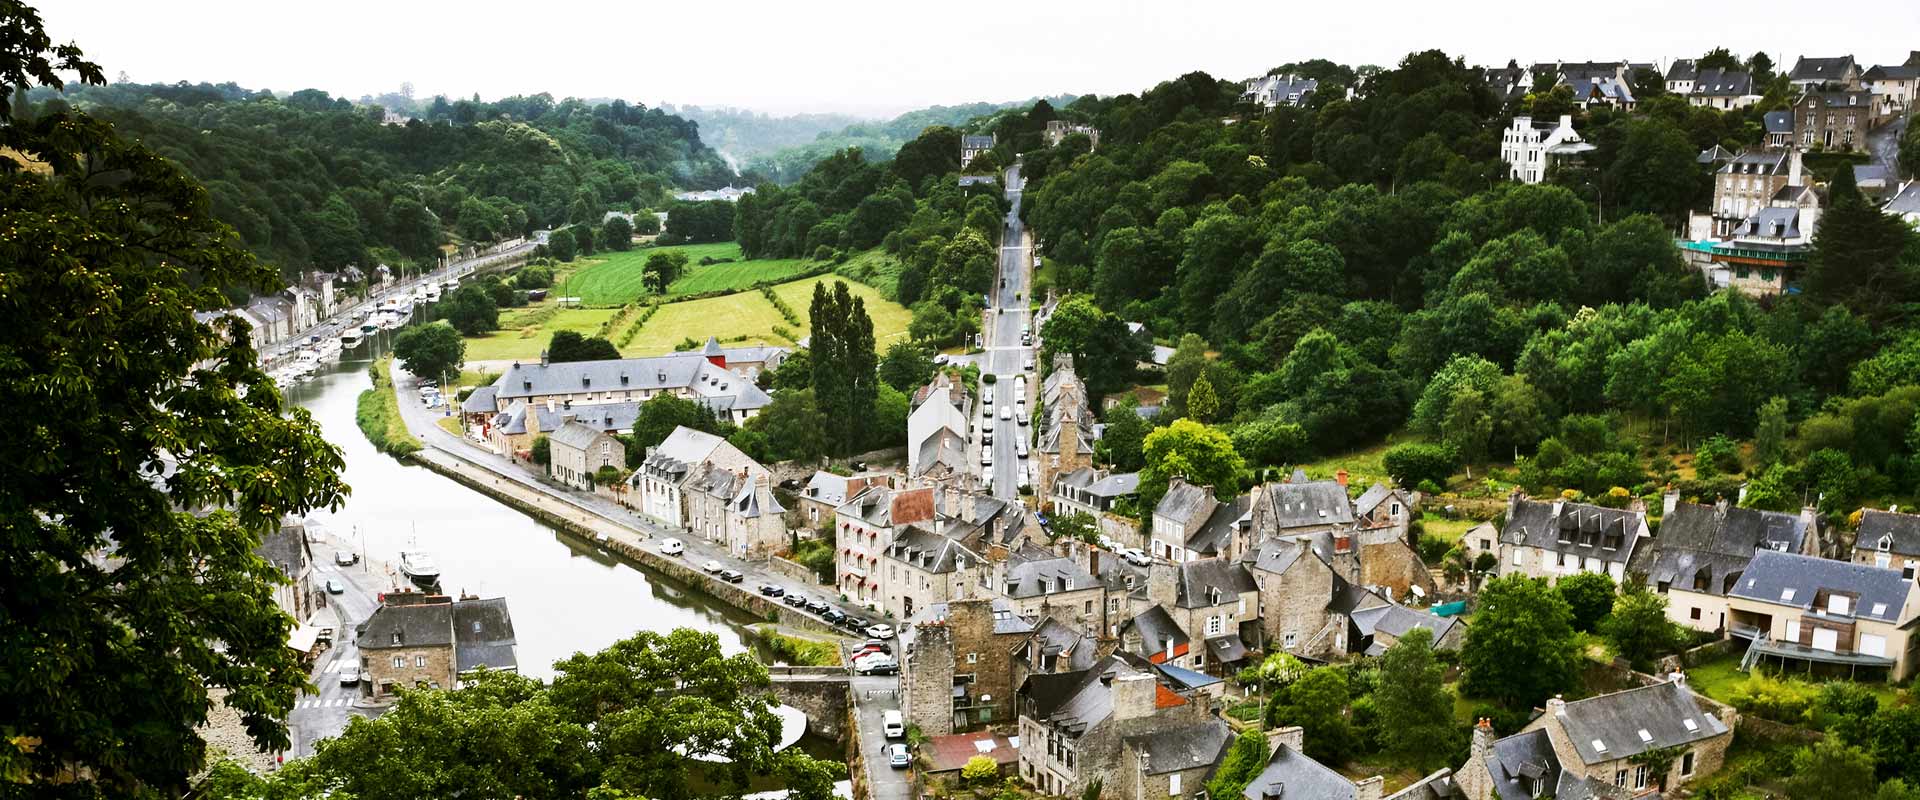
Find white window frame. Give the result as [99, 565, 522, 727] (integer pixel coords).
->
[1169, 773, 1181, 796]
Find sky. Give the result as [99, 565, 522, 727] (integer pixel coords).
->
[46, 0, 1920, 118]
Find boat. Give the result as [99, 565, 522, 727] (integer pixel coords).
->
[340, 329, 363, 348]
[399, 551, 441, 587]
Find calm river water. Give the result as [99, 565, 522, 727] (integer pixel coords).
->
[285, 336, 762, 679]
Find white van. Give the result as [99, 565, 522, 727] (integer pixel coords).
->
[883, 710, 905, 739]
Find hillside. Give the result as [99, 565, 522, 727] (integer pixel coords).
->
[742, 95, 1077, 183]
[31, 81, 735, 279]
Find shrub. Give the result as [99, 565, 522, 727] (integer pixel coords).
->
[812, 244, 835, 261]
[961, 755, 998, 785]
[1417, 534, 1453, 564]
[1384, 442, 1459, 489]
[530, 435, 550, 466]
[1724, 673, 1817, 723]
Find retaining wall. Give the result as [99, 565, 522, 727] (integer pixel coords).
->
[771, 679, 852, 742]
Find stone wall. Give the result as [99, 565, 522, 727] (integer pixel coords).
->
[362, 643, 454, 698]
[903, 621, 957, 736]
[197, 688, 281, 773]
[770, 678, 852, 742]
[768, 554, 824, 586]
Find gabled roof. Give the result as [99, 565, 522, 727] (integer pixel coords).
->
[1259, 478, 1355, 530]
[1186, 495, 1252, 556]
[1177, 558, 1258, 609]
[1001, 548, 1095, 599]
[803, 471, 858, 506]
[1089, 471, 1142, 497]
[961, 135, 996, 148]
[1125, 606, 1189, 656]
[1017, 654, 1153, 735]
[1125, 719, 1234, 776]
[1718, 148, 1789, 175]
[1243, 743, 1357, 800]
[1764, 110, 1795, 134]
[461, 385, 498, 414]
[640, 426, 726, 477]
[452, 597, 518, 673]
[1554, 680, 1729, 765]
[1353, 482, 1407, 517]
[1789, 55, 1857, 82]
[886, 525, 982, 575]
[1860, 508, 1920, 556]
[493, 355, 771, 410]
[1501, 499, 1642, 564]
[1728, 550, 1912, 622]
[1665, 58, 1698, 82]
[1888, 181, 1920, 216]
[1156, 480, 1216, 525]
[1692, 68, 1753, 96]
[1631, 502, 1808, 596]
[1864, 63, 1920, 81]
[549, 420, 609, 451]
[356, 596, 453, 650]
[1025, 616, 1099, 670]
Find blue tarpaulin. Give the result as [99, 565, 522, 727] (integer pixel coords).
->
[1430, 601, 1469, 618]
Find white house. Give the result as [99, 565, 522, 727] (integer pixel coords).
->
[1240, 74, 1318, 109]
[1500, 115, 1595, 184]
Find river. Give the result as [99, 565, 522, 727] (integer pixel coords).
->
[284, 335, 763, 680]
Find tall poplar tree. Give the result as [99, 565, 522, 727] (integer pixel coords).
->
[808, 281, 877, 456]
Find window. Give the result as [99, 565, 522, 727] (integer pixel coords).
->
[1690, 607, 1702, 620]
[1615, 769, 1627, 787]
[1829, 595, 1851, 615]
[1169, 773, 1181, 796]
[1283, 633, 1297, 649]
[1634, 765, 1649, 789]
[1512, 550, 1522, 566]
[392, 656, 404, 668]
[1682, 750, 1696, 776]
[967, 653, 979, 664]
[415, 655, 427, 668]
[1206, 616, 1224, 636]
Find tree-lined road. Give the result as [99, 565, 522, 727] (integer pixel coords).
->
[983, 163, 1036, 499]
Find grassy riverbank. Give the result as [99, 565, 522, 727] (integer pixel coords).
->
[752, 625, 842, 666]
[356, 356, 420, 456]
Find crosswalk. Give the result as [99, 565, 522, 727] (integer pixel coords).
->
[294, 697, 354, 709]
[323, 657, 353, 673]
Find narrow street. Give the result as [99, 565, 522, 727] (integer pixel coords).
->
[983, 162, 1038, 500]
[286, 537, 389, 757]
[850, 676, 911, 800]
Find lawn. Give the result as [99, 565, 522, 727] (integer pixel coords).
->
[463, 306, 619, 362]
[560, 242, 820, 304]
[1687, 651, 1905, 714]
[622, 291, 792, 355]
[772, 276, 914, 350]
[1420, 517, 1488, 547]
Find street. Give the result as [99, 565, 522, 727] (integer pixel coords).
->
[287, 542, 388, 757]
[983, 162, 1038, 500]
[851, 675, 911, 800]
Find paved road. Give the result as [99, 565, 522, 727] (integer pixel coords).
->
[388, 370, 883, 632]
[850, 676, 911, 800]
[287, 542, 389, 757]
[982, 163, 1038, 500]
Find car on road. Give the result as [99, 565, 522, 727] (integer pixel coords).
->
[983, 387, 994, 406]
[858, 640, 894, 655]
[841, 616, 870, 632]
[1017, 408, 1029, 427]
[805, 597, 831, 613]
[784, 593, 808, 607]
[325, 579, 345, 595]
[701, 559, 724, 573]
[982, 449, 993, 467]
[856, 656, 899, 676]
[885, 743, 911, 768]
[659, 538, 685, 556]
[1000, 406, 1012, 420]
[866, 623, 896, 639]
[720, 569, 745, 584]
[1024, 358, 1035, 371]
[823, 608, 847, 624]
[339, 668, 360, 687]
[1121, 548, 1152, 566]
[758, 584, 785, 597]
[335, 550, 356, 566]
[1017, 438, 1029, 459]
[982, 428, 993, 444]
[883, 710, 905, 738]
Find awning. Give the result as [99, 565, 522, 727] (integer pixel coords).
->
[287, 624, 324, 653]
[1206, 634, 1249, 664]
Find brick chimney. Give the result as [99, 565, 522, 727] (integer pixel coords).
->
[1335, 469, 1349, 488]
[1356, 775, 1384, 800]
[1470, 718, 1495, 768]
[1266, 725, 1305, 754]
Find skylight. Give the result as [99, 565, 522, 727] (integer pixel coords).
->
[1683, 719, 1698, 732]
[1781, 588, 1796, 602]
[1592, 739, 1607, 753]
[1874, 603, 1889, 617]
[1638, 729, 1653, 743]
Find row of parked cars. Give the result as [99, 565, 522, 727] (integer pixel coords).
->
[658, 535, 902, 673]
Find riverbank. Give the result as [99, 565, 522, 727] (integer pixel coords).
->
[355, 356, 419, 457]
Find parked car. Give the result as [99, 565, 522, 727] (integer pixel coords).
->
[883, 710, 905, 739]
[822, 608, 848, 624]
[720, 569, 745, 583]
[659, 538, 685, 556]
[856, 655, 899, 675]
[758, 584, 786, 597]
[339, 668, 360, 687]
[784, 593, 808, 607]
[805, 597, 831, 613]
[865, 623, 896, 640]
[335, 550, 355, 567]
[841, 616, 870, 632]
[1024, 358, 1035, 372]
[999, 406, 1012, 420]
[1097, 534, 1117, 550]
[885, 743, 910, 768]
[325, 579, 345, 595]
[982, 449, 993, 467]
[701, 559, 724, 574]
[858, 640, 894, 655]
[1121, 548, 1151, 566]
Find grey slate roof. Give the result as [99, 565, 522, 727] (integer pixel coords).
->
[1259, 478, 1355, 530]
[549, 420, 607, 451]
[1860, 509, 1920, 556]
[1501, 499, 1642, 565]
[961, 135, 996, 148]
[640, 426, 726, 478]
[1888, 181, 1920, 216]
[1020, 654, 1150, 735]
[1631, 502, 1808, 595]
[453, 597, 518, 673]
[1177, 558, 1258, 609]
[1728, 550, 1913, 622]
[1865, 63, 1920, 81]
[1001, 548, 1095, 598]
[493, 354, 771, 411]
[1353, 483, 1406, 517]
[1127, 606, 1189, 654]
[1856, 163, 1895, 189]
[1736, 206, 1805, 240]
[1352, 603, 1463, 648]
[256, 519, 309, 578]
[1156, 480, 1215, 525]
[1484, 729, 1562, 800]
[357, 599, 454, 650]
[1554, 680, 1729, 765]
[461, 385, 498, 414]
[1692, 68, 1753, 96]
[886, 525, 981, 575]
[1719, 148, 1789, 175]
[1126, 719, 1233, 776]
[803, 471, 857, 506]
[1025, 616, 1098, 670]
[1764, 111, 1794, 134]
[1089, 471, 1141, 497]
[1248, 537, 1314, 576]
[1790, 55, 1856, 82]
[1243, 744, 1357, 800]
[1666, 59, 1697, 82]
[1186, 495, 1252, 556]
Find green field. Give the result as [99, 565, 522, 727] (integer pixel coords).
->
[560, 242, 818, 304]
[773, 276, 913, 349]
[464, 306, 619, 362]
[623, 291, 792, 355]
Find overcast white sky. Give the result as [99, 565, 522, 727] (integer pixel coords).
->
[45, 0, 1920, 118]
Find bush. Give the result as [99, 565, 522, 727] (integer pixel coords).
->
[812, 244, 835, 261]
[961, 755, 998, 785]
[1724, 673, 1817, 724]
[1416, 534, 1453, 564]
[1694, 434, 1742, 477]
[530, 435, 550, 466]
[1384, 442, 1459, 489]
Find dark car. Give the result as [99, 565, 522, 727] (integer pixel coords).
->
[840, 616, 870, 632]
[783, 593, 808, 607]
[822, 608, 847, 624]
[720, 569, 745, 584]
[859, 640, 894, 655]
[758, 584, 785, 597]
[805, 597, 831, 613]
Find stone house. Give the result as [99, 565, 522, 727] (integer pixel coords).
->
[1352, 483, 1415, 543]
[631, 426, 760, 528]
[1863, 55, 1920, 115]
[1125, 559, 1260, 675]
[901, 597, 1034, 735]
[1015, 653, 1211, 798]
[1042, 119, 1100, 150]
[547, 420, 624, 491]
[489, 352, 772, 427]
[487, 399, 640, 458]
[908, 372, 971, 479]
[355, 593, 518, 700]
[1035, 356, 1096, 505]
[1794, 90, 1878, 153]
[1788, 55, 1861, 92]
[996, 544, 1102, 631]
[1457, 675, 1733, 800]
[1338, 586, 1466, 656]
[1251, 471, 1434, 600]
[1495, 496, 1647, 584]
[1049, 467, 1139, 518]
[1725, 550, 1920, 681]
[683, 462, 785, 558]
[258, 517, 318, 623]
[961, 135, 996, 166]
[1711, 184, 1822, 296]
[1764, 110, 1796, 149]
[1150, 478, 1218, 562]
[794, 471, 886, 528]
[1013, 616, 1106, 693]
[1628, 496, 1817, 634]
[1246, 536, 1340, 658]
[1183, 494, 1255, 563]
[1706, 149, 1803, 239]
[1116, 719, 1234, 800]
[880, 523, 987, 621]
[1852, 507, 1920, 579]
[1244, 725, 1460, 800]
[836, 485, 938, 609]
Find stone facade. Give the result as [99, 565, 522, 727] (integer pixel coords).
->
[363, 642, 455, 698]
[1017, 661, 1212, 799]
[902, 598, 1027, 735]
[547, 421, 624, 491]
[1251, 540, 1340, 658]
[1794, 91, 1878, 153]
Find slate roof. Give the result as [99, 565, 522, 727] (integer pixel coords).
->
[803, 471, 857, 506]
[1718, 148, 1789, 175]
[1860, 508, 1920, 556]
[1127, 606, 1189, 655]
[1353, 483, 1407, 517]
[1156, 480, 1216, 526]
[356, 598, 454, 650]
[493, 355, 771, 411]
[1243, 744, 1357, 800]
[1630, 502, 1808, 596]
[1501, 499, 1642, 565]
[1764, 110, 1795, 134]
[1248, 536, 1315, 576]
[461, 385, 498, 414]
[1565, 76, 1635, 105]
[1789, 55, 1856, 82]
[1186, 495, 1252, 556]
[1025, 616, 1100, 671]
[919, 597, 1034, 636]
[1735, 206, 1806, 240]
[886, 525, 982, 575]
[256, 519, 309, 577]
[958, 175, 998, 187]
[1692, 68, 1754, 96]
[1089, 471, 1141, 497]
[1126, 719, 1234, 776]
[1728, 550, 1913, 622]
[1484, 729, 1562, 800]
[1259, 478, 1355, 530]
[452, 597, 518, 673]
[1856, 163, 1896, 188]
[1353, 602, 1462, 647]
[1555, 680, 1729, 765]
[549, 420, 607, 451]
[1888, 181, 1920, 216]
[961, 135, 996, 148]
[1018, 654, 1151, 735]
[1666, 59, 1698, 82]
[1864, 63, 1920, 81]
[1177, 558, 1258, 609]
[638, 426, 727, 481]
[1001, 548, 1095, 598]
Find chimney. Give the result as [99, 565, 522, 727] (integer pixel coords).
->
[1335, 469, 1349, 488]
[1111, 672, 1158, 720]
[1470, 718, 1496, 769]
[1669, 670, 1687, 687]
[1559, 113, 1574, 130]
[1355, 776, 1384, 800]
[1662, 487, 1680, 517]
[1267, 725, 1305, 755]
[1789, 148, 1804, 187]
[1146, 560, 1179, 608]
[540, 349, 549, 366]
[1547, 695, 1567, 717]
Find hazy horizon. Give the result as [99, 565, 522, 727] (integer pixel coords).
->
[44, 0, 1920, 118]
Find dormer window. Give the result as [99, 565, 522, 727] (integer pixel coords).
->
[1880, 535, 1893, 552]
[391, 632, 403, 645]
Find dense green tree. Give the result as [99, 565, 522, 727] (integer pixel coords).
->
[0, 13, 352, 793]
[393, 322, 467, 383]
[1231, 417, 1309, 467]
[1270, 667, 1354, 764]
[1376, 628, 1455, 767]
[546, 330, 621, 363]
[1186, 371, 1221, 423]
[1098, 399, 1151, 471]
[807, 282, 877, 457]
[1138, 419, 1246, 511]
[1461, 574, 1581, 708]
[1382, 442, 1458, 488]
[601, 214, 634, 251]
[1786, 738, 1881, 800]
[1555, 571, 1616, 632]
[1205, 728, 1270, 800]
[643, 250, 690, 293]
[572, 223, 596, 257]
[1806, 166, 1915, 319]
[877, 341, 936, 393]
[547, 228, 578, 261]
[441, 283, 500, 336]
[625, 393, 728, 461]
[1697, 47, 1742, 71]
[1039, 296, 1148, 396]
[387, 194, 443, 259]
[457, 196, 508, 243]
[1443, 387, 1493, 466]
[1602, 586, 1687, 671]
[746, 388, 830, 462]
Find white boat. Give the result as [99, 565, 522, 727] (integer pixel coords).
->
[399, 551, 441, 587]
[340, 329, 363, 348]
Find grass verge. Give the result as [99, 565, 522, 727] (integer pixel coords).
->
[356, 356, 420, 457]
